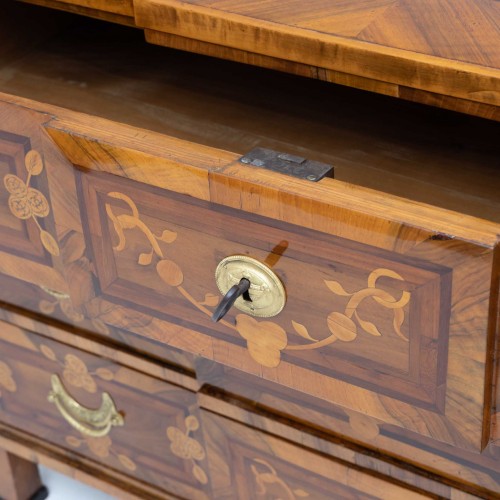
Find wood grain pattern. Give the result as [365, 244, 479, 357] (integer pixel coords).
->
[398, 87, 500, 121]
[145, 30, 500, 122]
[0, 424, 179, 499]
[0, 319, 209, 499]
[134, 0, 500, 111]
[210, 164, 500, 248]
[0, 313, 468, 499]
[1, 19, 499, 221]
[144, 29, 401, 97]
[0, 448, 44, 500]
[79, 171, 486, 449]
[20, 0, 134, 18]
[37, 149, 490, 455]
[0, 12, 498, 496]
[0, 303, 198, 390]
[15, 0, 500, 117]
[201, 409, 432, 499]
[197, 367, 499, 498]
[0, 270, 199, 375]
[0, 92, 498, 493]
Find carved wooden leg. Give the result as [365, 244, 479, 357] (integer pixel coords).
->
[0, 449, 47, 500]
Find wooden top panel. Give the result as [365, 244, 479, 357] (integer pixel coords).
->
[149, 0, 499, 67]
[135, 0, 500, 108]
[184, 0, 500, 68]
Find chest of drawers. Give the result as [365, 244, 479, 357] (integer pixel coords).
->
[0, 1, 499, 498]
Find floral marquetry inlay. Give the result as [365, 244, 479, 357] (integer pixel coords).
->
[0, 361, 17, 396]
[65, 434, 137, 472]
[106, 192, 412, 368]
[40, 344, 136, 472]
[166, 415, 208, 484]
[39, 345, 114, 392]
[251, 458, 309, 499]
[62, 354, 97, 393]
[3, 149, 60, 256]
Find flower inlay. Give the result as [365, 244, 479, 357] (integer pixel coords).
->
[41, 344, 134, 472]
[3, 149, 60, 256]
[66, 435, 136, 471]
[63, 354, 97, 393]
[39, 345, 115, 392]
[106, 192, 412, 368]
[166, 415, 208, 484]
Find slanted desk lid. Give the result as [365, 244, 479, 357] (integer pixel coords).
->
[135, 0, 500, 120]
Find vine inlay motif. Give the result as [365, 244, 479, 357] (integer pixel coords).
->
[106, 192, 411, 368]
[3, 149, 60, 256]
[166, 415, 208, 484]
[251, 458, 309, 499]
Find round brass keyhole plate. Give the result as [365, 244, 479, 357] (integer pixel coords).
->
[215, 255, 286, 318]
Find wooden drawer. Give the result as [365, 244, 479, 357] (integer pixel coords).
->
[198, 379, 498, 499]
[0, 318, 210, 499]
[0, 6, 499, 497]
[1, 92, 497, 456]
[201, 409, 432, 499]
[0, 96, 498, 496]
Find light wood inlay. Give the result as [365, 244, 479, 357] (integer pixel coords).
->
[0, 5, 498, 497]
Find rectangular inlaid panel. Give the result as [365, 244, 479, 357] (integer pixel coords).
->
[0, 319, 209, 499]
[78, 168, 492, 453]
[0, 125, 56, 263]
[201, 410, 431, 499]
[0, 96, 498, 492]
[0, 101, 197, 373]
[82, 172, 451, 412]
[197, 362, 500, 498]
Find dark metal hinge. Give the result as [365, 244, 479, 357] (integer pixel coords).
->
[239, 147, 334, 181]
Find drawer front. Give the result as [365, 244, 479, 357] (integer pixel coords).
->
[201, 410, 430, 500]
[0, 318, 210, 499]
[0, 98, 498, 470]
[0, 101, 197, 371]
[76, 163, 495, 454]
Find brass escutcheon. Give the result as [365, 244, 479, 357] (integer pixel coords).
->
[215, 255, 286, 318]
[48, 374, 124, 438]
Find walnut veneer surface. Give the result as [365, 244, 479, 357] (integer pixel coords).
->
[0, 2, 499, 500]
[18, 0, 500, 119]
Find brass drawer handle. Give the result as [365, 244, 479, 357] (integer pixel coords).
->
[48, 374, 124, 437]
[39, 285, 70, 300]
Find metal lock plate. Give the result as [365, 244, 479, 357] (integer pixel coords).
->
[239, 147, 334, 181]
[215, 256, 286, 318]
